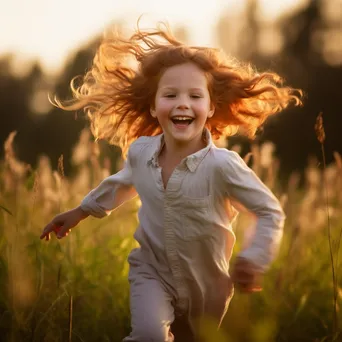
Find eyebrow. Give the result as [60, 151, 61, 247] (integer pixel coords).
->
[161, 87, 205, 92]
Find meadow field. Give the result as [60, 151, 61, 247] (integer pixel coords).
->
[0, 128, 341, 342]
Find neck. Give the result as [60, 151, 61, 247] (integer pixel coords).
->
[162, 131, 207, 163]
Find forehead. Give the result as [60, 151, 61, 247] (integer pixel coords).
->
[158, 63, 208, 89]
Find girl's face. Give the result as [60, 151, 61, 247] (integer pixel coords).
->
[152, 62, 214, 147]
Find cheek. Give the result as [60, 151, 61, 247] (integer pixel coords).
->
[156, 99, 172, 111]
[195, 101, 211, 114]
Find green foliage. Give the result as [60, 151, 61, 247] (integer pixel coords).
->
[0, 132, 341, 341]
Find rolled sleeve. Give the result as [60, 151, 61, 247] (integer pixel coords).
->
[80, 149, 134, 218]
[219, 150, 285, 271]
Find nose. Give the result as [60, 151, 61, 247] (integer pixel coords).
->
[176, 104, 189, 110]
[176, 95, 190, 110]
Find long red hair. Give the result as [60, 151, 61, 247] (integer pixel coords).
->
[53, 22, 302, 157]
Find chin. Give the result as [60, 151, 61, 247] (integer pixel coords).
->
[170, 130, 193, 140]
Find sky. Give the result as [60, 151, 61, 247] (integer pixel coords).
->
[0, 0, 306, 74]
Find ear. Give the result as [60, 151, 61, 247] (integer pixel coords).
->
[150, 108, 157, 118]
[208, 106, 215, 118]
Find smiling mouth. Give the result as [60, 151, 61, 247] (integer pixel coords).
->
[171, 118, 194, 126]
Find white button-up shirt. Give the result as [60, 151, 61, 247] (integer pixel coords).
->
[80, 128, 285, 323]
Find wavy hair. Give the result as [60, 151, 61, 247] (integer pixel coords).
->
[53, 22, 302, 156]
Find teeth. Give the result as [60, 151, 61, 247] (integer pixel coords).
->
[172, 117, 193, 120]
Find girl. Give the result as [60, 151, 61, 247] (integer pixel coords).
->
[40, 23, 302, 341]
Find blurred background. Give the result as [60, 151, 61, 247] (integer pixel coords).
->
[1, 0, 341, 182]
[1, 2, 342, 341]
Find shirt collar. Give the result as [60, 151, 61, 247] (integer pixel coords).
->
[147, 128, 213, 172]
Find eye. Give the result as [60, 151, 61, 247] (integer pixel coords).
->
[164, 94, 176, 98]
[191, 94, 202, 99]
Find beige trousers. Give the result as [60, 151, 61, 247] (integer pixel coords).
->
[122, 258, 196, 342]
[123, 268, 175, 341]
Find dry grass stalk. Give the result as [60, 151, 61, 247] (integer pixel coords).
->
[315, 112, 339, 337]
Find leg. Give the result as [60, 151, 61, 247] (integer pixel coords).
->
[123, 263, 175, 342]
[171, 315, 195, 342]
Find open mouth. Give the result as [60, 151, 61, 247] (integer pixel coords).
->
[171, 117, 194, 126]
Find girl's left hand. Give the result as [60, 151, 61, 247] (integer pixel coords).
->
[231, 257, 263, 293]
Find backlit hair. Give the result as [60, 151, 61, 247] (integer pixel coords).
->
[53, 22, 302, 157]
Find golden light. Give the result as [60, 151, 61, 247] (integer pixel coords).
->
[0, 0, 306, 74]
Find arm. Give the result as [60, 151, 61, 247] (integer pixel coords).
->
[80, 154, 137, 218]
[219, 150, 285, 272]
[40, 147, 137, 240]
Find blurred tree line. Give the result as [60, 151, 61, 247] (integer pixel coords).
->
[1, 0, 341, 183]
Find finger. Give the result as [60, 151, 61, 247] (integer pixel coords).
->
[62, 230, 70, 237]
[236, 280, 261, 292]
[232, 272, 255, 285]
[40, 222, 56, 239]
[53, 225, 62, 236]
[242, 286, 262, 293]
[57, 226, 71, 239]
[235, 283, 249, 293]
[235, 280, 262, 293]
[250, 286, 262, 292]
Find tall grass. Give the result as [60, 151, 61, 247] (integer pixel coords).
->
[315, 112, 341, 340]
[0, 128, 341, 341]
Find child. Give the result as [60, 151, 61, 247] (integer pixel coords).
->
[40, 22, 302, 341]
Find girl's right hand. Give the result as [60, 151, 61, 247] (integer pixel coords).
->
[40, 206, 89, 241]
[231, 257, 263, 293]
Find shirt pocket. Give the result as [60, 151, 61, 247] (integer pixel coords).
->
[178, 195, 213, 241]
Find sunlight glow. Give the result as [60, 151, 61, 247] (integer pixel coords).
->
[0, 0, 305, 73]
